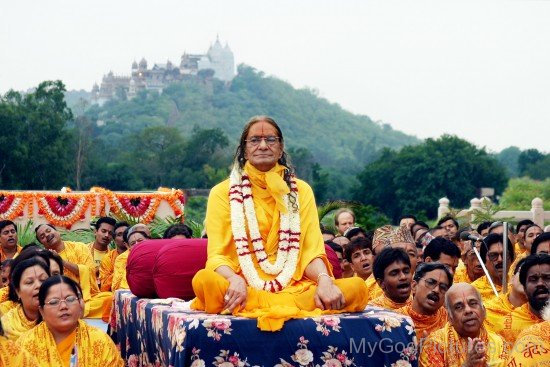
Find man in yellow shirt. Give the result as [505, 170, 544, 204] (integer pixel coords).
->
[111, 225, 150, 291]
[99, 221, 129, 291]
[508, 224, 543, 280]
[35, 224, 112, 318]
[87, 217, 116, 285]
[368, 247, 412, 310]
[398, 262, 450, 339]
[190, 116, 368, 332]
[419, 283, 507, 367]
[0, 220, 22, 263]
[514, 220, 534, 257]
[455, 238, 485, 283]
[471, 233, 514, 302]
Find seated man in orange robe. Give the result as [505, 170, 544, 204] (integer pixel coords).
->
[99, 221, 129, 291]
[191, 116, 368, 332]
[0, 220, 22, 263]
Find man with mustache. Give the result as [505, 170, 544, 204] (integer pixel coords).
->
[35, 224, 112, 319]
[507, 275, 550, 367]
[0, 220, 22, 263]
[369, 247, 412, 310]
[419, 283, 507, 367]
[507, 254, 550, 345]
[471, 233, 515, 302]
[484, 258, 528, 345]
[398, 262, 451, 338]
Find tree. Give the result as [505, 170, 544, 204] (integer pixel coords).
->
[518, 149, 545, 176]
[0, 81, 73, 189]
[496, 146, 521, 177]
[524, 155, 550, 180]
[353, 135, 508, 221]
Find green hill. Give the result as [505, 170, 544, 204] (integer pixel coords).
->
[69, 64, 419, 198]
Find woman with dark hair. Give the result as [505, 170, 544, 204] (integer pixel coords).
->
[18, 275, 124, 366]
[191, 116, 367, 331]
[0, 258, 50, 340]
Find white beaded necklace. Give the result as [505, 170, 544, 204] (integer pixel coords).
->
[228, 165, 301, 292]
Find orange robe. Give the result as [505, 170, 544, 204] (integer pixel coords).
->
[191, 162, 368, 331]
[453, 265, 474, 283]
[58, 241, 112, 318]
[0, 304, 36, 341]
[419, 322, 508, 367]
[471, 275, 502, 303]
[397, 303, 447, 338]
[112, 250, 130, 291]
[0, 244, 22, 262]
[364, 275, 383, 302]
[17, 319, 124, 367]
[0, 335, 38, 366]
[98, 249, 120, 291]
[484, 292, 532, 345]
[369, 294, 412, 310]
[506, 320, 550, 367]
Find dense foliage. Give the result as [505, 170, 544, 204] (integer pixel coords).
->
[353, 135, 509, 221]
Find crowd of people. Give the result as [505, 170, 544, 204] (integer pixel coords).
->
[0, 115, 549, 366]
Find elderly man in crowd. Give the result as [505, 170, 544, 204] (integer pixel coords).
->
[398, 262, 451, 339]
[420, 283, 507, 367]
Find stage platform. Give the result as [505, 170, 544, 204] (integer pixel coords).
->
[110, 290, 418, 367]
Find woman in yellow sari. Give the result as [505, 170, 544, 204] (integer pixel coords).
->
[18, 275, 123, 367]
[0, 257, 50, 340]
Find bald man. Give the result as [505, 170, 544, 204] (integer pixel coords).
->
[419, 283, 507, 367]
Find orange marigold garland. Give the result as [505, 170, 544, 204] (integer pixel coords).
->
[166, 189, 185, 218]
[0, 192, 31, 220]
[36, 193, 94, 229]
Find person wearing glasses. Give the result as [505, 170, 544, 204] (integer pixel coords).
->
[190, 116, 368, 331]
[0, 258, 50, 340]
[397, 262, 452, 339]
[471, 233, 515, 303]
[18, 275, 123, 366]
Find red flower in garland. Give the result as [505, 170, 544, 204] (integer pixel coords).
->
[117, 196, 152, 217]
[0, 193, 30, 220]
[43, 196, 79, 217]
[0, 194, 15, 213]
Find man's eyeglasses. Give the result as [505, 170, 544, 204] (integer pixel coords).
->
[421, 277, 449, 293]
[44, 295, 80, 307]
[245, 136, 280, 147]
[487, 252, 504, 262]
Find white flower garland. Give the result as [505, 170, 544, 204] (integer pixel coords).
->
[229, 165, 300, 292]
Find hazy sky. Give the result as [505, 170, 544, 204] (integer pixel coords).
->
[1, 0, 549, 152]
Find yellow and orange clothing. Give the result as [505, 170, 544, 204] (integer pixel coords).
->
[513, 242, 523, 259]
[112, 250, 130, 291]
[364, 276, 383, 302]
[17, 319, 124, 367]
[0, 286, 9, 303]
[484, 292, 531, 345]
[98, 249, 121, 292]
[508, 252, 528, 281]
[193, 269, 367, 331]
[419, 322, 507, 367]
[0, 334, 38, 366]
[471, 275, 502, 303]
[0, 244, 22, 262]
[0, 304, 37, 341]
[87, 242, 109, 277]
[507, 320, 550, 367]
[397, 304, 447, 338]
[58, 241, 112, 318]
[0, 299, 17, 316]
[368, 294, 412, 311]
[191, 162, 368, 331]
[453, 264, 475, 283]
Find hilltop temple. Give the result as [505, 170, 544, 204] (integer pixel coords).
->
[91, 36, 235, 105]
